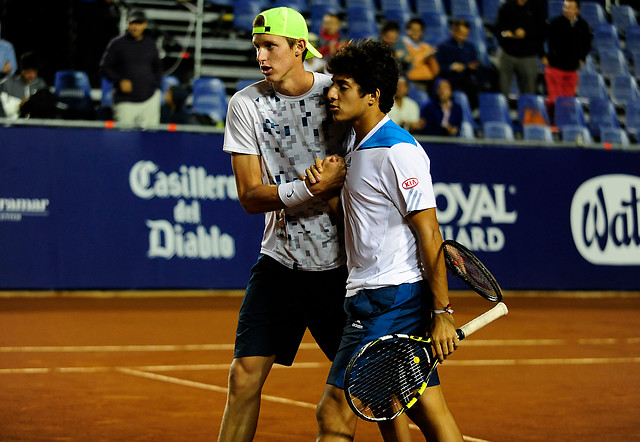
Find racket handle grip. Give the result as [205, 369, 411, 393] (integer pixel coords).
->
[456, 302, 508, 341]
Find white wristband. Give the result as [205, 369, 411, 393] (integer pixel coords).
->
[278, 180, 314, 207]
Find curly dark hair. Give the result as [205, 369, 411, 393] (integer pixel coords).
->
[327, 39, 399, 114]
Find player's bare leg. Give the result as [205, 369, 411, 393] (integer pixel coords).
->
[406, 385, 463, 441]
[377, 412, 413, 441]
[316, 384, 358, 441]
[217, 355, 275, 442]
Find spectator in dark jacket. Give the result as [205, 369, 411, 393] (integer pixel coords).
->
[437, 17, 481, 109]
[99, 9, 162, 126]
[495, 0, 547, 97]
[542, 0, 592, 113]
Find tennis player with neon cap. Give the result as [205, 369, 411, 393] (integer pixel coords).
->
[217, 7, 351, 441]
[308, 40, 464, 441]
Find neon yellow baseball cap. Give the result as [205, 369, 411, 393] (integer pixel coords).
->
[252, 7, 322, 60]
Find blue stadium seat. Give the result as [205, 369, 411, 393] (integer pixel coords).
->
[450, 0, 479, 18]
[161, 75, 180, 105]
[384, 8, 412, 29]
[421, 12, 450, 46]
[273, 0, 310, 13]
[554, 96, 587, 130]
[309, 2, 341, 34]
[233, 0, 264, 33]
[454, 90, 479, 131]
[408, 82, 430, 108]
[344, 0, 376, 9]
[592, 23, 621, 55]
[191, 77, 228, 123]
[481, 0, 503, 25]
[610, 74, 640, 108]
[523, 124, 554, 142]
[479, 92, 514, 130]
[459, 121, 476, 138]
[54, 70, 94, 115]
[578, 54, 597, 74]
[598, 49, 630, 80]
[236, 78, 260, 91]
[100, 77, 113, 109]
[517, 94, 550, 128]
[632, 49, 640, 82]
[600, 126, 630, 146]
[581, 2, 607, 30]
[577, 71, 608, 102]
[415, 0, 446, 15]
[611, 5, 638, 36]
[381, 0, 411, 13]
[588, 97, 620, 138]
[547, 0, 563, 19]
[346, 6, 378, 39]
[483, 121, 515, 140]
[625, 25, 640, 58]
[624, 101, 640, 138]
[562, 124, 593, 144]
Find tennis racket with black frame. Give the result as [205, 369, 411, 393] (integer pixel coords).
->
[442, 239, 503, 302]
[344, 302, 508, 422]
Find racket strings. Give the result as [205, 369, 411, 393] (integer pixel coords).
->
[444, 245, 500, 300]
[346, 339, 431, 420]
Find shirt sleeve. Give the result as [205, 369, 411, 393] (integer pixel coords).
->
[380, 142, 437, 216]
[222, 91, 260, 155]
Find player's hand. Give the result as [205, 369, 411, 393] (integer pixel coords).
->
[451, 62, 465, 72]
[430, 313, 458, 363]
[2, 61, 11, 74]
[120, 79, 133, 93]
[302, 155, 346, 197]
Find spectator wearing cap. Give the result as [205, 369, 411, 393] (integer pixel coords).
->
[99, 8, 162, 126]
[436, 18, 481, 110]
[0, 52, 48, 119]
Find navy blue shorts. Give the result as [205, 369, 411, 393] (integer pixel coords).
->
[234, 254, 348, 366]
[326, 281, 440, 389]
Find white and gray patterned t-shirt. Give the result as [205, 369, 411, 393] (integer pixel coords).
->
[223, 72, 349, 271]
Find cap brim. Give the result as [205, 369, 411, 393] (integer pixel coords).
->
[305, 42, 322, 60]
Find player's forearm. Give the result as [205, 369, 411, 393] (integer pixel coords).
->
[236, 184, 285, 214]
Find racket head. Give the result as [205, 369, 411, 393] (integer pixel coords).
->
[344, 334, 434, 422]
[442, 240, 503, 302]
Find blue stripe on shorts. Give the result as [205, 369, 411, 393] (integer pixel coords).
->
[326, 280, 440, 389]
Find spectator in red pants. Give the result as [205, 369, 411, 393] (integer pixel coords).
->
[542, 0, 592, 119]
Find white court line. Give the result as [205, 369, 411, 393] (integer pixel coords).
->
[3, 356, 640, 375]
[2, 338, 639, 353]
[115, 367, 491, 442]
[0, 343, 316, 352]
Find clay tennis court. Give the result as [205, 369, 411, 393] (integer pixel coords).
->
[1, 290, 639, 441]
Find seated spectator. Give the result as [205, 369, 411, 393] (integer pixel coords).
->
[393, 18, 440, 93]
[436, 18, 480, 110]
[0, 52, 47, 119]
[388, 76, 422, 132]
[307, 13, 346, 72]
[0, 23, 17, 81]
[161, 85, 191, 124]
[379, 20, 401, 49]
[417, 78, 463, 136]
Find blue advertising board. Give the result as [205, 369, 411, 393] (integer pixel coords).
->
[0, 125, 638, 290]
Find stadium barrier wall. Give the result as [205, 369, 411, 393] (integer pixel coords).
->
[1, 124, 639, 290]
